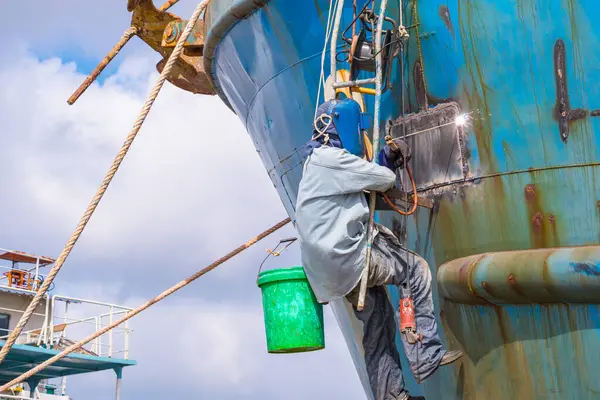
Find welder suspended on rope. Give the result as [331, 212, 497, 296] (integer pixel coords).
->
[295, 97, 463, 400]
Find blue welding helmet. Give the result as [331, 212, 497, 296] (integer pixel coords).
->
[313, 99, 370, 158]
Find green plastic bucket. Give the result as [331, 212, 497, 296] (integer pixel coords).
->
[257, 266, 325, 353]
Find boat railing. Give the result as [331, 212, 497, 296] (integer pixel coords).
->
[50, 295, 133, 359]
[0, 292, 133, 360]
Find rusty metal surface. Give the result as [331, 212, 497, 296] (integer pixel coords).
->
[69, 0, 214, 104]
[203, 0, 600, 398]
[553, 39, 587, 143]
[384, 188, 434, 210]
[372, 189, 434, 212]
[437, 246, 600, 305]
[416, 165, 600, 265]
[435, 302, 600, 399]
[130, 0, 215, 95]
[162, 19, 206, 48]
[388, 102, 468, 190]
[130, 0, 180, 55]
[158, 0, 180, 12]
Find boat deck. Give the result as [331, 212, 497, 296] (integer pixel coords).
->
[0, 340, 135, 385]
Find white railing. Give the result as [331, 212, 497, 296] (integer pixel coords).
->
[0, 290, 133, 360]
[50, 296, 132, 359]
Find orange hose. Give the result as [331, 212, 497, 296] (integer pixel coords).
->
[383, 164, 418, 215]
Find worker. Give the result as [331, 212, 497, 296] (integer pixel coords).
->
[296, 99, 463, 400]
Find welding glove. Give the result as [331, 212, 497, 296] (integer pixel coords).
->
[379, 138, 412, 170]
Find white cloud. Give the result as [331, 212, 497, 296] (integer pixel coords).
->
[2, 1, 219, 67]
[0, 47, 365, 399]
[50, 282, 363, 399]
[123, 298, 362, 398]
[0, 45, 289, 262]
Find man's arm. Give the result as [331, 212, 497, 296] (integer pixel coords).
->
[311, 148, 397, 194]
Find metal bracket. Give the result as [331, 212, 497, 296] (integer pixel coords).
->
[162, 20, 206, 48]
[67, 0, 214, 105]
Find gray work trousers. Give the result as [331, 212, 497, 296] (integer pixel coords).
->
[346, 224, 445, 400]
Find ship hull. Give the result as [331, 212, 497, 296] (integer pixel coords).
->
[204, 0, 600, 398]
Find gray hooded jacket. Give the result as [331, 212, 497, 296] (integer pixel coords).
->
[295, 146, 397, 303]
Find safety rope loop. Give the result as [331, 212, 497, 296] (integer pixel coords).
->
[0, 0, 210, 367]
[312, 113, 334, 145]
[0, 217, 291, 392]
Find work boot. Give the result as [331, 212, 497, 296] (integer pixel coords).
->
[440, 349, 463, 366]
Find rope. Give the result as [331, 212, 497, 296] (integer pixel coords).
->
[312, 113, 334, 144]
[314, 0, 338, 118]
[158, 0, 180, 11]
[352, 0, 357, 38]
[0, 0, 210, 367]
[67, 27, 139, 105]
[68, 0, 183, 105]
[329, 0, 346, 98]
[357, 0, 389, 311]
[0, 217, 291, 392]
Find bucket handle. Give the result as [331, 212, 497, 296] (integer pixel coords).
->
[256, 237, 298, 284]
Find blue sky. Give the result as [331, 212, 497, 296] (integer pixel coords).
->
[1, 1, 365, 398]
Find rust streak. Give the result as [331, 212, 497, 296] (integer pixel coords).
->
[532, 212, 544, 229]
[438, 5, 455, 40]
[507, 273, 528, 299]
[525, 184, 536, 201]
[413, 60, 427, 111]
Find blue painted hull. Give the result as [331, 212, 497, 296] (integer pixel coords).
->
[204, 0, 600, 398]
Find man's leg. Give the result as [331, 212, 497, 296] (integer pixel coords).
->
[399, 252, 445, 382]
[374, 225, 446, 382]
[347, 286, 407, 400]
[345, 227, 416, 400]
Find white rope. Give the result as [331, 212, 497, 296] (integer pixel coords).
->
[329, 0, 346, 97]
[311, 113, 334, 145]
[314, 0, 339, 119]
[0, 217, 291, 392]
[0, 0, 210, 367]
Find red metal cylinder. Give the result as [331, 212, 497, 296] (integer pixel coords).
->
[399, 298, 416, 332]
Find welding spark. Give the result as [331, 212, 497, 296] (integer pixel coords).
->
[455, 113, 468, 127]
